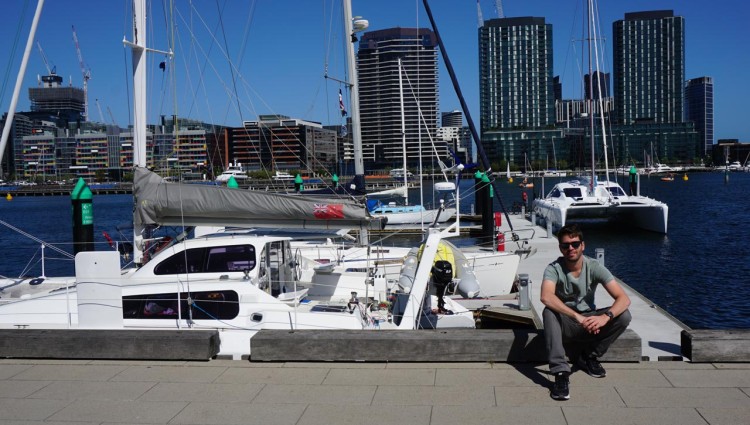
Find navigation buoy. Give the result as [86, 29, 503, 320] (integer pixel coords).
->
[682, 173, 688, 181]
[5, 193, 11, 201]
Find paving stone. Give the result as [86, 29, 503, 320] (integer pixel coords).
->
[298, 405, 431, 425]
[662, 369, 750, 387]
[569, 368, 672, 387]
[434, 368, 538, 387]
[0, 379, 50, 398]
[495, 385, 626, 407]
[324, 368, 435, 386]
[109, 365, 227, 383]
[0, 398, 72, 421]
[11, 365, 128, 381]
[617, 387, 750, 408]
[254, 384, 376, 405]
[29, 381, 154, 401]
[170, 401, 306, 425]
[697, 407, 750, 425]
[562, 406, 710, 425]
[0, 364, 33, 379]
[372, 385, 495, 406]
[431, 405, 566, 425]
[139, 382, 264, 402]
[214, 367, 329, 385]
[282, 362, 385, 369]
[384, 362, 492, 369]
[47, 399, 186, 423]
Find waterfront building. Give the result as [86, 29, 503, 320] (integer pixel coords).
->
[357, 28, 443, 168]
[613, 11, 685, 125]
[479, 17, 556, 166]
[684, 77, 714, 157]
[225, 115, 338, 174]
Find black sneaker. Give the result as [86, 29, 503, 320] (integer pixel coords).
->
[550, 372, 570, 400]
[578, 355, 606, 378]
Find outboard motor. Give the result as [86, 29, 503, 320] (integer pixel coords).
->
[431, 260, 453, 314]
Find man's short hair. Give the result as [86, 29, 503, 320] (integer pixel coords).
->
[557, 224, 583, 242]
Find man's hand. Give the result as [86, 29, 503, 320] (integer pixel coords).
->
[580, 314, 609, 334]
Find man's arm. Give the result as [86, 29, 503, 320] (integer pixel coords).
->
[581, 278, 631, 334]
[540, 278, 586, 324]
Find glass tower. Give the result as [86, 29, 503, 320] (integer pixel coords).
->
[357, 28, 441, 168]
[479, 17, 555, 132]
[613, 11, 685, 125]
[685, 77, 714, 157]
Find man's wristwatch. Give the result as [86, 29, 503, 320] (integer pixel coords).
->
[604, 310, 614, 321]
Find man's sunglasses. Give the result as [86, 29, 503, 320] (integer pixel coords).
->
[559, 241, 583, 250]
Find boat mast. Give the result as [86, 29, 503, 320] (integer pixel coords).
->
[398, 58, 408, 206]
[342, 0, 365, 192]
[586, 0, 595, 193]
[0, 0, 45, 174]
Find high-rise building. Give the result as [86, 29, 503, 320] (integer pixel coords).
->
[479, 17, 555, 132]
[613, 11, 685, 125]
[685, 77, 714, 157]
[357, 28, 442, 168]
[441, 110, 463, 127]
[584, 71, 610, 101]
[478, 17, 560, 166]
[28, 74, 85, 123]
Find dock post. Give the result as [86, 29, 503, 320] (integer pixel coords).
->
[595, 248, 605, 266]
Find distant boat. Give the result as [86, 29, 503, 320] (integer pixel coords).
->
[215, 160, 248, 183]
[389, 168, 413, 181]
[660, 173, 674, 182]
[518, 177, 534, 189]
[272, 171, 295, 181]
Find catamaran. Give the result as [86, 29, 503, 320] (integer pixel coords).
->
[532, 0, 668, 234]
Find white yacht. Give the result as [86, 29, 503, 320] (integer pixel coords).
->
[272, 171, 295, 181]
[533, 177, 668, 234]
[215, 160, 248, 183]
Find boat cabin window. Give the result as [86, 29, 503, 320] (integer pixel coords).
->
[562, 188, 583, 198]
[606, 186, 626, 196]
[122, 290, 240, 320]
[153, 244, 256, 275]
[549, 188, 561, 198]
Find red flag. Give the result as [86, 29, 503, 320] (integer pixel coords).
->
[313, 203, 345, 219]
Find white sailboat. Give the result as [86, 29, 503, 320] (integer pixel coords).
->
[368, 59, 456, 226]
[0, 0, 486, 360]
[532, 0, 668, 234]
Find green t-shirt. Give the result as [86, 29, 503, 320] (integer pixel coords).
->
[543, 256, 614, 312]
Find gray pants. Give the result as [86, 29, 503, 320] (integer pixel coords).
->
[543, 307, 632, 374]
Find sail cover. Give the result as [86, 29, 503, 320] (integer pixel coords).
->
[133, 167, 371, 229]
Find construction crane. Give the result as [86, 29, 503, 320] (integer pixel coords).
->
[71, 25, 91, 121]
[35, 41, 56, 75]
[495, 0, 504, 18]
[106, 106, 117, 127]
[95, 98, 105, 123]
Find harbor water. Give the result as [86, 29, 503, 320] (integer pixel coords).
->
[1, 171, 748, 329]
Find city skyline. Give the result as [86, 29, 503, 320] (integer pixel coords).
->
[0, 0, 747, 144]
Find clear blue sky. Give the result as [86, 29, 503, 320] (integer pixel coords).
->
[1, 0, 747, 143]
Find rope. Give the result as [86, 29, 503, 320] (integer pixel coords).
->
[0, 220, 74, 259]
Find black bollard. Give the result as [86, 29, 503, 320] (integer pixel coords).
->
[481, 173, 494, 242]
[71, 178, 94, 255]
[474, 170, 485, 216]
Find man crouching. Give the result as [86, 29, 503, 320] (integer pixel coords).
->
[541, 224, 632, 400]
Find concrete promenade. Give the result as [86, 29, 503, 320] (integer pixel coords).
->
[0, 358, 748, 424]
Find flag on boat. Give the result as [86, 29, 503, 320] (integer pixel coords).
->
[339, 89, 347, 116]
